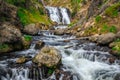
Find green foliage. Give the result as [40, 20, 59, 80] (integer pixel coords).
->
[17, 7, 51, 26]
[101, 24, 117, 33]
[95, 15, 102, 23]
[48, 68, 55, 75]
[71, 0, 81, 17]
[0, 44, 10, 53]
[105, 3, 120, 17]
[0, 44, 9, 50]
[5, 0, 25, 7]
[17, 8, 30, 26]
[111, 38, 120, 55]
[24, 35, 32, 41]
[109, 26, 117, 33]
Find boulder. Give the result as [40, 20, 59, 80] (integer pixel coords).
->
[35, 41, 45, 49]
[16, 56, 27, 64]
[33, 46, 61, 67]
[0, 22, 22, 43]
[54, 29, 65, 35]
[116, 31, 120, 38]
[96, 33, 116, 45]
[23, 23, 39, 35]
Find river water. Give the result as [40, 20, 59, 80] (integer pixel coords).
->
[0, 6, 120, 80]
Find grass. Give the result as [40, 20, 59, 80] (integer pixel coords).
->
[105, 3, 120, 17]
[95, 15, 102, 23]
[17, 7, 51, 26]
[101, 24, 117, 33]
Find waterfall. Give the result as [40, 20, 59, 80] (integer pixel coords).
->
[45, 6, 71, 25]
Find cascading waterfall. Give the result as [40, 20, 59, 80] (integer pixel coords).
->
[45, 6, 71, 25]
[0, 5, 120, 80]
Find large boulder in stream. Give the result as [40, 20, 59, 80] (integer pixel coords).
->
[90, 33, 116, 45]
[23, 23, 39, 35]
[33, 46, 61, 67]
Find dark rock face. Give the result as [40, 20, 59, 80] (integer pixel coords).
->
[0, 0, 21, 28]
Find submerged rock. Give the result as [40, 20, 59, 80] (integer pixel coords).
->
[16, 56, 27, 64]
[23, 23, 39, 35]
[33, 46, 61, 67]
[35, 40, 45, 49]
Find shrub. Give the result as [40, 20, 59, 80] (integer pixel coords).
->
[105, 3, 120, 17]
[101, 24, 117, 33]
[95, 15, 102, 23]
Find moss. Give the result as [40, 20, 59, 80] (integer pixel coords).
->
[24, 35, 32, 41]
[105, 3, 120, 17]
[0, 44, 11, 53]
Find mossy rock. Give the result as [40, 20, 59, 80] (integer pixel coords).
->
[0, 44, 12, 53]
[22, 35, 32, 49]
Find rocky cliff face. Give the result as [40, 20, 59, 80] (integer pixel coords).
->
[0, 0, 51, 53]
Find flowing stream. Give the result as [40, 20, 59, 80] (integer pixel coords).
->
[0, 6, 120, 80]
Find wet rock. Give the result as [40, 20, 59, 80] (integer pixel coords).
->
[108, 57, 116, 64]
[0, 22, 22, 43]
[16, 56, 27, 64]
[95, 33, 116, 45]
[89, 34, 99, 42]
[21, 36, 32, 49]
[35, 41, 45, 49]
[36, 23, 49, 30]
[54, 29, 65, 35]
[55, 69, 79, 80]
[33, 46, 61, 67]
[23, 23, 39, 35]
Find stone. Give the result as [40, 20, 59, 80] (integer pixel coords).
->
[16, 56, 26, 64]
[54, 29, 65, 35]
[96, 33, 116, 45]
[35, 40, 45, 49]
[33, 46, 61, 67]
[89, 34, 99, 42]
[23, 23, 39, 35]
[0, 22, 22, 43]
[116, 31, 120, 38]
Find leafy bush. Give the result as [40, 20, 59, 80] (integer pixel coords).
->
[105, 3, 120, 17]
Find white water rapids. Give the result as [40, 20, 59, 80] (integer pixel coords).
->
[0, 6, 120, 80]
